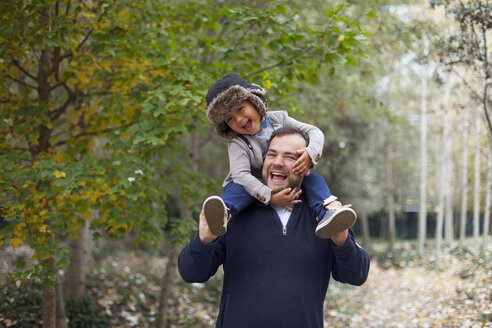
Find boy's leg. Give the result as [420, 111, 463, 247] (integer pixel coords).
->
[203, 181, 254, 236]
[220, 181, 255, 217]
[301, 172, 331, 219]
[302, 173, 357, 239]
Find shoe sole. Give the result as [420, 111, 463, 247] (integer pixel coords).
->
[316, 208, 357, 239]
[203, 196, 227, 236]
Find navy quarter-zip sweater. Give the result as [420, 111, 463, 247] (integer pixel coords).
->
[178, 198, 370, 328]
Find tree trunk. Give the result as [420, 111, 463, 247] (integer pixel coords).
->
[418, 37, 429, 256]
[444, 79, 454, 245]
[43, 258, 56, 328]
[155, 247, 180, 328]
[155, 129, 200, 328]
[384, 139, 395, 251]
[56, 270, 67, 328]
[473, 109, 481, 243]
[360, 211, 370, 248]
[460, 107, 470, 243]
[482, 145, 491, 254]
[435, 79, 450, 270]
[64, 221, 89, 303]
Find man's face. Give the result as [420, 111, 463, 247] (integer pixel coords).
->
[262, 133, 306, 193]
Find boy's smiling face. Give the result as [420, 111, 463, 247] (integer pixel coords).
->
[224, 100, 262, 135]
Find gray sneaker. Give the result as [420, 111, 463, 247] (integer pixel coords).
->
[203, 196, 228, 236]
[315, 207, 357, 239]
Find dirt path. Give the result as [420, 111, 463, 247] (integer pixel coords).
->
[327, 256, 491, 327]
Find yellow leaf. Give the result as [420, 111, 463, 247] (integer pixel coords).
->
[337, 35, 345, 42]
[53, 170, 66, 178]
[10, 238, 23, 248]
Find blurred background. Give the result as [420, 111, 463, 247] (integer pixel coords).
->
[0, 0, 490, 327]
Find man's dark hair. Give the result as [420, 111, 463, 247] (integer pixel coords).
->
[268, 126, 310, 148]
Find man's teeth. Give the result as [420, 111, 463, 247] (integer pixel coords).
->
[271, 172, 286, 180]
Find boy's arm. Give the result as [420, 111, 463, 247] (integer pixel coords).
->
[228, 139, 272, 204]
[270, 111, 324, 168]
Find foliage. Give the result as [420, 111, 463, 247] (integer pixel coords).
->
[431, 0, 492, 134]
[0, 0, 372, 284]
[431, 0, 491, 71]
[65, 298, 110, 328]
[0, 278, 43, 327]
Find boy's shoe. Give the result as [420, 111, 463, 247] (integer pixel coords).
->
[315, 207, 357, 239]
[203, 196, 228, 236]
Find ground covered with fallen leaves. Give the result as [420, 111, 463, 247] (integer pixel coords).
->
[1, 240, 490, 327]
[324, 243, 491, 327]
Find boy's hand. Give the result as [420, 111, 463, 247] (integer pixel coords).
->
[293, 149, 312, 176]
[270, 187, 302, 211]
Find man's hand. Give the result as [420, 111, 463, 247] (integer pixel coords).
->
[198, 208, 221, 244]
[330, 230, 348, 246]
[293, 149, 312, 176]
[270, 187, 302, 211]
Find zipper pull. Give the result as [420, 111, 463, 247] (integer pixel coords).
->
[282, 226, 287, 236]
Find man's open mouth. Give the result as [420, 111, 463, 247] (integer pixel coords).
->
[270, 172, 287, 182]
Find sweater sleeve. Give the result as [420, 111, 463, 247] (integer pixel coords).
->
[227, 139, 272, 204]
[330, 230, 370, 286]
[177, 233, 226, 283]
[270, 111, 324, 167]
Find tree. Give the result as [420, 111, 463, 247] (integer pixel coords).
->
[0, 1, 206, 326]
[0, 1, 372, 326]
[433, 0, 491, 248]
[435, 0, 491, 132]
[418, 37, 430, 256]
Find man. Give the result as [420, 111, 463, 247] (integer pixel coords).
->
[178, 127, 370, 328]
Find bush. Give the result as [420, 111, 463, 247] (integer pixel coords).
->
[66, 297, 110, 328]
[0, 278, 43, 327]
[0, 276, 109, 328]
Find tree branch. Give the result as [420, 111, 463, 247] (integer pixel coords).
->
[48, 87, 76, 121]
[51, 121, 139, 148]
[10, 57, 38, 81]
[245, 51, 307, 78]
[6, 74, 37, 89]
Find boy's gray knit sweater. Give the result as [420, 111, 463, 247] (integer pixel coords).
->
[223, 110, 324, 204]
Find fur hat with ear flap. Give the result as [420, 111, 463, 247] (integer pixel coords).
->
[206, 73, 268, 140]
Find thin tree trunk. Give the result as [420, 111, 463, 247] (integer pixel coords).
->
[155, 130, 200, 328]
[360, 211, 370, 248]
[56, 270, 67, 328]
[460, 107, 470, 243]
[43, 258, 56, 328]
[444, 79, 454, 245]
[435, 79, 450, 270]
[155, 247, 180, 328]
[473, 110, 481, 243]
[64, 221, 89, 303]
[384, 139, 396, 251]
[418, 37, 429, 256]
[445, 182, 454, 244]
[482, 145, 491, 254]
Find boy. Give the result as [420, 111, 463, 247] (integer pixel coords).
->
[204, 73, 356, 239]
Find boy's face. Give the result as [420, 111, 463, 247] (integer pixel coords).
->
[224, 100, 262, 135]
